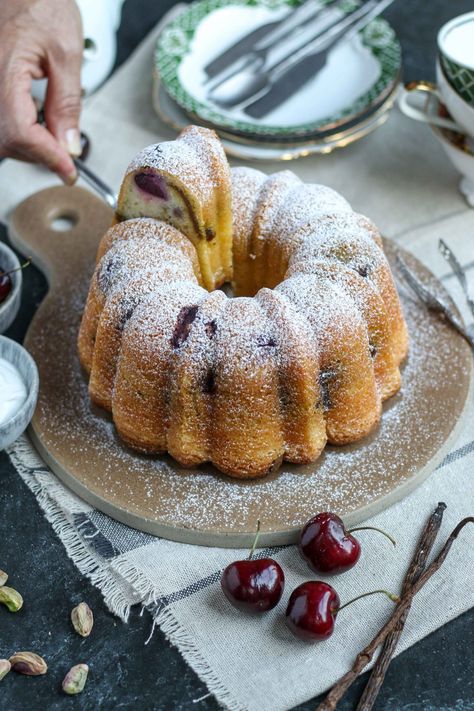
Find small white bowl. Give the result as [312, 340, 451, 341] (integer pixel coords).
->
[0, 336, 39, 450]
[0, 242, 22, 334]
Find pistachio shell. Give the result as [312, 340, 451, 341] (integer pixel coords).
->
[71, 602, 93, 637]
[62, 663, 89, 695]
[0, 659, 11, 681]
[0, 570, 8, 586]
[9, 651, 47, 676]
[0, 586, 23, 612]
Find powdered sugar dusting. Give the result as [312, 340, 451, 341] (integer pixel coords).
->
[30, 243, 472, 535]
[126, 126, 224, 204]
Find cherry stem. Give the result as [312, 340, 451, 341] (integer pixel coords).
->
[338, 589, 400, 613]
[248, 519, 261, 560]
[0, 258, 32, 279]
[348, 526, 396, 547]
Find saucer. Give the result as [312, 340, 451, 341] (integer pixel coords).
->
[155, 0, 401, 140]
[153, 70, 398, 161]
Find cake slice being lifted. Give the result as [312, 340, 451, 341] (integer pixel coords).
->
[116, 125, 232, 291]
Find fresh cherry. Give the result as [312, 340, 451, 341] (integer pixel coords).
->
[0, 269, 12, 304]
[286, 582, 399, 642]
[221, 521, 285, 613]
[299, 512, 395, 575]
[286, 581, 340, 641]
[0, 259, 31, 306]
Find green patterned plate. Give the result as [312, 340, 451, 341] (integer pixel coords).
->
[155, 0, 401, 139]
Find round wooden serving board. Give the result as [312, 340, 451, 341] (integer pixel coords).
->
[8, 186, 473, 548]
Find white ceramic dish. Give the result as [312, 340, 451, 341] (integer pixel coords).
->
[0, 242, 22, 334]
[32, 0, 126, 100]
[155, 0, 401, 139]
[0, 336, 39, 451]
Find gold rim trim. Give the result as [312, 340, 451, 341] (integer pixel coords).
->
[153, 70, 398, 161]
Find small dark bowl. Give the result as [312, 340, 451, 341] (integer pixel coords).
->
[0, 242, 22, 333]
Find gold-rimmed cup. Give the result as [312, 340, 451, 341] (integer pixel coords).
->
[438, 12, 474, 106]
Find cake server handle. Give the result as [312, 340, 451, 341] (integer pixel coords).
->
[438, 239, 474, 317]
[73, 158, 117, 210]
[396, 255, 474, 350]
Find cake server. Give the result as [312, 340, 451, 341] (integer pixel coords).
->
[73, 158, 117, 210]
[396, 255, 474, 350]
[35, 106, 118, 210]
[438, 239, 474, 317]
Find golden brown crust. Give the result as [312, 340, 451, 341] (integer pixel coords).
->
[78, 128, 408, 479]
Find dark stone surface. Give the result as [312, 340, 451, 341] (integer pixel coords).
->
[1, 1, 474, 709]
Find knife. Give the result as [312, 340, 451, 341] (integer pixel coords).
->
[204, 0, 327, 80]
[245, 0, 394, 118]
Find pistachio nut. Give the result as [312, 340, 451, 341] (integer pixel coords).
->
[62, 663, 89, 695]
[0, 659, 11, 680]
[9, 651, 47, 676]
[0, 570, 8, 586]
[0, 586, 23, 612]
[71, 602, 93, 637]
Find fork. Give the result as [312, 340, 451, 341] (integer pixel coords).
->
[208, 0, 392, 109]
[438, 239, 474, 317]
[396, 254, 474, 350]
[205, 0, 333, 88]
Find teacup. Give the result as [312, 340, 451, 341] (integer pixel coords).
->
[411, 88, 474, 208]
[398, 62, 474, 138]
[398, 13, 474, 138]
[439, 11, 474, 106]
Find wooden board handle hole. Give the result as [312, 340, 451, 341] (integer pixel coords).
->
[48, 208, 80, 233]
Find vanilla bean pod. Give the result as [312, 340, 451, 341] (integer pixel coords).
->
[315, 515, 473, 711]
[355, 502, 447, 711]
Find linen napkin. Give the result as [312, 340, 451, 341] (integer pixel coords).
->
[2, 12, 474, 711]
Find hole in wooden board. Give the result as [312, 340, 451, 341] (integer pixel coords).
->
[50, 212, 79, 232]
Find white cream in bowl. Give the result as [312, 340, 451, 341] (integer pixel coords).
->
[0, 357, 28, 426]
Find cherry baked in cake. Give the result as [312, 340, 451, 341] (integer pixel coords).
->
[78, 125, 408, 479]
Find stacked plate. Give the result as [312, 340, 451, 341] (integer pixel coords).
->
[154, 0, 402, 161]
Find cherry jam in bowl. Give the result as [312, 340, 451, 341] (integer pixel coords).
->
[0, 242, 22, 334]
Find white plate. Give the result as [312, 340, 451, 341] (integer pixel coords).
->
[155, 0, 401, 138]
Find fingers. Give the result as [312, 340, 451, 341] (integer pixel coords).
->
[5, 121, 78, 185]
[0, 69, 77, 184]
[0, 0, 84, 183]
[43, 46, 83, 157]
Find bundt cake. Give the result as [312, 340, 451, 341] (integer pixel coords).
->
[78, 125, 408, 479]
